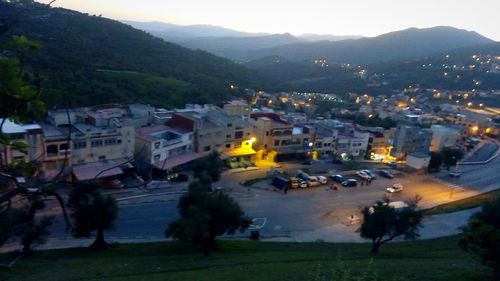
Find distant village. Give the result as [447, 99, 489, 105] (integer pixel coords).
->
[1, 88, 499, 186]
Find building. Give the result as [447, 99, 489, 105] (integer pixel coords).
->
[47, 105, 136, 181]
[313, 119, 342, 158]
[169, 106, 256, 168]
[250, 113, 315, 162]
[0, 119, 44, 168]
[405, 152, 431, 171]
[392, 124, 433, 160]
[222, 100, 251, 119]
[430, 125, 460, 152]
[335, 123, 370, 159]
[135, 124, 200, 177]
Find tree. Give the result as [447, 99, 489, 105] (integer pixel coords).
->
[67, 187, 118, 250]
[360, 197, 423, 254]
[428, 151, 443, 172]
[192, 151, 224, 182]
[459, 198, 500, 277]
[441, 148, 464, 170]
[166, 180, 250, 255]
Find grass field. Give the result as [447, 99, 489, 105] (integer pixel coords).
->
[0, 236, 495, 281]
[424, 188, 500, 215]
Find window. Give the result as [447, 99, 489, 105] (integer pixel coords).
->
[154, 142, 160, 149]
[104, 139, 117, 146]
[153, 154, 161, 161]
[203, 146, 211, 152]
[98, 155, 106, 161]
[266, 131, 269, 136]
[46, 144, 58, 154]
[117, 139, 122, 144]
[91, 140, 103, 147]
[274, 140, 280, 146]
[226, 134, 232, 139]
[226, 144, 231, 148]
[227, 123, 232, 127]
[60, 143, 69, 150]
[234, 131, 243, 139]
[73, 142, 87, 150]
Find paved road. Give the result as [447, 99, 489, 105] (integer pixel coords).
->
[45, 159, 492, 242]
[463, 142, 498, 162]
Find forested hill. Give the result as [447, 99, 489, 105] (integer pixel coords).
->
[0, 1, 269, 108]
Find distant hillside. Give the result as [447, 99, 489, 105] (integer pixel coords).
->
[245, 43, 500, 96]
[298, 34, 363, 41]
[122, 20, 267, 41]
[176, 33, 305, 61]
[247, 27, 494, 64]
[0, 2, 269, 108]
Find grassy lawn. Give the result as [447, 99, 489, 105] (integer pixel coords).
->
[424, 188, 500, 215]
[0, 236, 494, 281]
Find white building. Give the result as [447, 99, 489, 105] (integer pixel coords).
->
[430, 125, 459, 152]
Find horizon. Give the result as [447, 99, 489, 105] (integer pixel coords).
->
[38, 0, 500, 41]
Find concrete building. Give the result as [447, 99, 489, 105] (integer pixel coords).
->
[406, 152, 431, 171]
[335, 123, 370, 158]
[430, 125, 460, 152]
[392, 124, 433, 160]
[47, 105, 136, 181]
[0, 119, 44, 167]
[135, 124, 199, 175]
[250, 113, 315, 162]
[169, 106, 256, 168]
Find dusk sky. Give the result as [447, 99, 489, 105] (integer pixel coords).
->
[40, 0, 500, 40]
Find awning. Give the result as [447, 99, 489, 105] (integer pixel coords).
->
[221, 148, 257, 160]
[72, 160, 124, 181]
[152, 151, 206, 171]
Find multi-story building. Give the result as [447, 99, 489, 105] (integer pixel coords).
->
[430, 125, 460, 152]
[47, 105, 136, 181]
[135, 124, 198, 175]
[0, 119, 44, 168]
[335, 123, 370, 158]
[391, 124, 433, 160]
[250, 112, 315, 162]
[169, 105, 256, 168]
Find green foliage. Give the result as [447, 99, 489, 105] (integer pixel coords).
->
[167, 179, 250, 255]
[360, 197, 423, 254]
[459, 198, 500, 276]
[67, 187, 119, 249]
[0, 1, 269, 108]
[192, 151, 224, 183]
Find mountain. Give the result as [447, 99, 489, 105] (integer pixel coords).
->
[298, 34, 363, 41]
[122, 20, 267, 40]
[246, 26, 494, 64]
[175, 33, 305, 61]
[244, 42, 500, 98]
[0, 2, 269, 108]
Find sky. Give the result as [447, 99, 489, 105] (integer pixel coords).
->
[39, 0, 500, 40]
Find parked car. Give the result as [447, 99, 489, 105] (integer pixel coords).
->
[356, 171, 372, 180]
[386, 183, 404, 193]
[341, 179, 358, 187]
[168, 173, 189, 182]
[306, 176, 320, 187]
[317, 176, 328, 185]
[272, 176, 291, 190]
[378, 170, 394, 179]
[449, 171, 462, 177]
[297, 179, 308, 188]
[330, 174, 347, 183]
[361, 169, 376, 179]
[289, 177, 300, 189]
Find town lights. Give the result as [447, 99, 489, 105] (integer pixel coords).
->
[308, 142, 313, 147]
[250, 137, 256, 143]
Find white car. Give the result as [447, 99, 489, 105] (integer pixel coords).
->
[361, 169, 376, 179]
[317, 176, 328, 185]
[356, 171, 372, 180]
[297, 179, 308, 188]
[386, 183, 404, 193]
